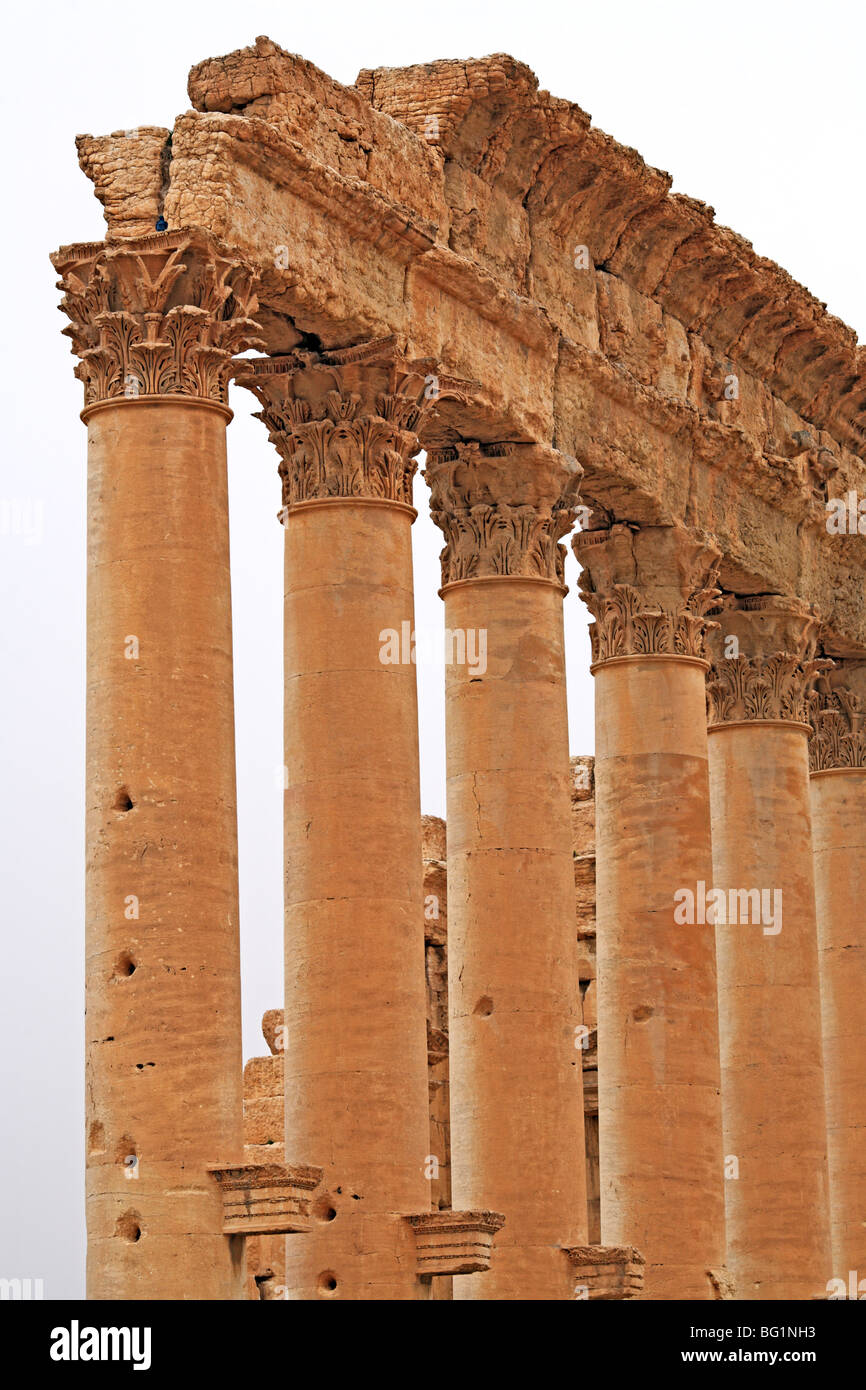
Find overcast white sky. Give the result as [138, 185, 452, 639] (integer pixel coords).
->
[1, 0, 863, 1300]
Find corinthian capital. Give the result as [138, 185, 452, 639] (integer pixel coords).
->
[573, 523, 721, 665]
[424, 443, 581, 588]
[51, 229, 263, 410]
[706, 596, 829, 727]
[808, 660, 866, 771]
[236, 337, 442, 511]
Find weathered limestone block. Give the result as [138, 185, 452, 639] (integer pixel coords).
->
[423, 813, 452, 1302]
[356, 54, 541, 160]
[571, 753, 597, 955]
[423, 816, 449, 1186]
[405, 252, 557, 444]
[244, 1053, 283, 1095]
[166, 109, 430, 349]
[596, 273, 690, 400]
[243, 1097, 285, 1148]
[570, 754, 599, 1239]
[441, 162, 530, 291]
[189, 36, 449, 234]
[422, 813, 448, 947]
[76, 128, 171, 240]
[528, 121, 669, 349]
[261, 1009, 286, 1056]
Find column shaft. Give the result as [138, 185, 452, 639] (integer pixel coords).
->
[427, 442, 585, 1300]
[445, 577, 586, 1299]
[282, 499, 430, 1299]
[238, 344, 435, 1299]
[709, 724, 830, 1297]
[594, 655, 727, 1298]
[707, 598, 831, 1299]
[809, 671, 866, 1289]
[84, 399, 244, 1298]
[575, 522, 729, 1299]
[810, 771, 866, 1286]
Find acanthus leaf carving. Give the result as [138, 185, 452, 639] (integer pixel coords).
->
[51, 229, 264, 408]
[707, 652, 829, 726]
[425, 442, 581, 587]
[236, 341, 434, 510]
[574, 524, 721, 664]
[808, 685, 866, 770]
[706, 595, 830, 727]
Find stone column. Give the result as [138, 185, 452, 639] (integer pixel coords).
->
[425, 441, 586, 1301]
[573, 522, 729, 1300]
[809, 662, 866, 1291]
[706, 596, 832, 1300]
[51, 230, 261, 1299]
[237, 342, 433, 1300]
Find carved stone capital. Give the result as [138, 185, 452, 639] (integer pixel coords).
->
[573, 523, 721, 665]
[51, 229, 263, 410]
[706, 596, 829, 727]
[236, 336, 445, 512]
[808, 660, 866, 771]
[423, 442, 581, 588]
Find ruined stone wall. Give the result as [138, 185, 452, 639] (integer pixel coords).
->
[572, 755, 599, 1243]
[422, 815, 451, 1301]
[242, 1009, 288, 1300]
